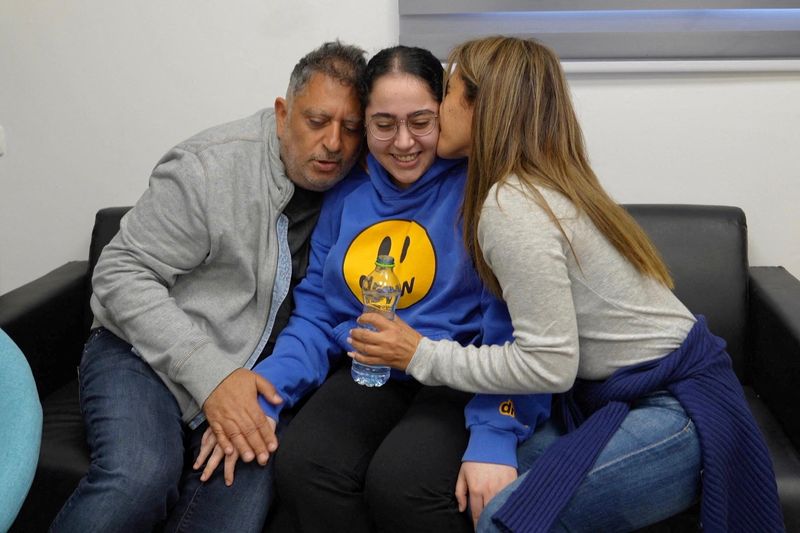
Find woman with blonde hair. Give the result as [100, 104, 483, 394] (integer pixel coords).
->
[349, 36, 783, 532]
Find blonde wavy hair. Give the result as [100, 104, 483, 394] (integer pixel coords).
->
[447, 36, 673, 295]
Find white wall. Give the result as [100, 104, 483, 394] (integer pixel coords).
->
[0, 0, 399, 294]
[569, 68, 800, 279]
[1, 1, 798, 295]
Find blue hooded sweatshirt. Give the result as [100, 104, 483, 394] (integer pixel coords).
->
[254, 155, 550, 466]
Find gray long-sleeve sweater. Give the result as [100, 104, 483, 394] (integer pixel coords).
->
[408, 176, 696, 394]
[90, 109, 299, 424]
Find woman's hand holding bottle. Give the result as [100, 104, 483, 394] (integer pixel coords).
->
[348, 314, 422, 371]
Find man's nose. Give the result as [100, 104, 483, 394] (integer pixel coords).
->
[323, 123, 342, 153]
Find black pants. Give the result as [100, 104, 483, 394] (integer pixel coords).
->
[271, 363, 474, 533]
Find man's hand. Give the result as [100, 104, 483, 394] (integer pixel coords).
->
[202, 368, 282, 465]
[193, 418, 277, 486]
[456, 461, 518, 528]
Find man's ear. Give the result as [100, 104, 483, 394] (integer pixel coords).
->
[274, 97, 288, 138]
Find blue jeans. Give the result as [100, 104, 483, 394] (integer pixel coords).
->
[50, 328, 274, 533]
[478, 392, 701, 533]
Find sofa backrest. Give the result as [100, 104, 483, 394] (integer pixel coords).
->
[89, 207, 133, 276]
[84, 207, 132, 332]
[87, 204, 751, 379]
[625, 204, 749, 379]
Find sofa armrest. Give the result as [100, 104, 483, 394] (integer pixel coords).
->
[748, 266, 800, 450]
[0, 261, 90, 399]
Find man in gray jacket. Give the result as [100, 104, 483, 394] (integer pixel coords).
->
[50, 41, 367, 533]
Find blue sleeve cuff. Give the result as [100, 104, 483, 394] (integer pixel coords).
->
[332, 318, 359, 352]
[463, 424, 519, 468]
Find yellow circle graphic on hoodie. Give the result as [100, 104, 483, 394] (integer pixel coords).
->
[343, 219, 436, 310]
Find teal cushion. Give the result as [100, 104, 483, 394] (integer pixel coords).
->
[0, 329, 42, 531]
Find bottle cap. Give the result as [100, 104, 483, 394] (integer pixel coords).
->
[375, 255, 395, 268]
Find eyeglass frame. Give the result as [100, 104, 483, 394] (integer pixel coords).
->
[366, 111, 439, 141]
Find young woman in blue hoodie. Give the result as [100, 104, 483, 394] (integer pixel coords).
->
[196, 46, 549, 532]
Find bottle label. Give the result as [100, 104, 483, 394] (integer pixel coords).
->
[362, 288, 399, 315]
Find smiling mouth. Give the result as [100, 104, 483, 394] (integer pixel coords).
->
[391, 153, 420, 163]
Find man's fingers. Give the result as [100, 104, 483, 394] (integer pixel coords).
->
[201, 369, 282, 467]
[202, 367, 269, 459]
[455, 469, 468, 513]
[255, 416, 279, 457]
[217, 405, 271, 462]
[232, 420, 266, 463]
[241, 407, 279, 464]
[210, 422, 235, 456]
[243, 410, 276, 465]
[217, 418, 260, 462]
[224, 450, 238, 486]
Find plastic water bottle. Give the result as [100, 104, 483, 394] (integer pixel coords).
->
[352, 255, 401, 387]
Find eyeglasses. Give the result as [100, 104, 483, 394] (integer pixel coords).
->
[367, 111, 438, 141]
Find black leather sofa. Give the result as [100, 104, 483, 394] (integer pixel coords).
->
[2, 205, 799, 532]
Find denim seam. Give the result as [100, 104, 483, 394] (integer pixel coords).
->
[590, 418, 694, 475]
[173, 478, 204, 533]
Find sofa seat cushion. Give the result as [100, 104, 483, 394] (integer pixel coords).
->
[744, 386, 800, 531]
[40, 378, 89, 473]
[12, 379, 87, 532]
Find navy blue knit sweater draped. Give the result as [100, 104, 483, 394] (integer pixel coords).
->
[492, 316, 784, 533]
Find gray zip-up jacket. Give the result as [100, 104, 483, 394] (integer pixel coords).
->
[91, 109, 297, 425]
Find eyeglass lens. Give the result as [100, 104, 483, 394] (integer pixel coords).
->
[369, 111, 438, 140]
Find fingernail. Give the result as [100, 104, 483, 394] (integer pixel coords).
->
[243, 451, 254, 462]
[258, 453, 268, 464]
[346, 337, 353, 344]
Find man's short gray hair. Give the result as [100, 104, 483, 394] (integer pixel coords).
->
[287, 40, 368, 105]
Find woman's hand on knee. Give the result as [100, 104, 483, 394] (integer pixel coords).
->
[456, 461, 517, 528]
[194, 427, 234, 484]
